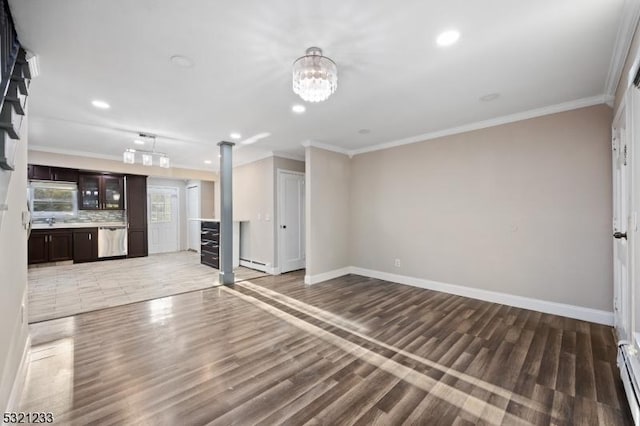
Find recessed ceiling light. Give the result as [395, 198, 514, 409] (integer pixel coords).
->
[204, 160, 212, 164]
[170, 55, 193, 68]
[230, 132, 242, 140]
[436, 30, 460, 47]
[480, 93, 500, 102]
[358, 129, 371, 135]
[91, 100, 110, 109]
[292, 104, 306, 114]
[218, 154, 222, 158]
[133, 139, 145, 145]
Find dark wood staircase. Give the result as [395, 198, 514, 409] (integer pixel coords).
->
[0, 0, 28, 171]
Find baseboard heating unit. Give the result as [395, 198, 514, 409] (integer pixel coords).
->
[240, 258, 268, 273]
[618, 344, 640, 425]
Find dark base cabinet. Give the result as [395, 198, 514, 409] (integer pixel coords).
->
[73, 228, 98, 263]
[28, 229, 73, 264]
[201, 221, 219, 269]
[27, 232, 48, 264]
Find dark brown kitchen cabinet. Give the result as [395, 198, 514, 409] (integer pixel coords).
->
[78, 173, 124, 210]
[28, 164, 52, 180]
[28, 229, 73, 264]
[73, 228, 98, 263]
[200, 221, 219, 269]
[125, 174, 148, 258]
[28, 164, 79, 182]
[51, 167, 79, 182]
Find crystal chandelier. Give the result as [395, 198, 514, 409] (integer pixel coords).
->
[292, 47, 338, 103]
[123, 134, 170, 168]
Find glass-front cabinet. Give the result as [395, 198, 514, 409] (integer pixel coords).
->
[103, 176, 124, 209]
[78, 173, 124, 210]
[78, 174, 101, 209]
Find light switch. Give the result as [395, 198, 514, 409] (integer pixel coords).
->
[265, 214, 270, 221]
[257, 213, 261, 221]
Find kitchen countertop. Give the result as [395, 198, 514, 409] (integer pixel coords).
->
[31, 221, 127, 230]
[188, 218, 249, 222]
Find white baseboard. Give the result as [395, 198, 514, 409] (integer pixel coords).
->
[267, 266, 281, 275]
[303, 265, 614, 325]
[5, 334, 30, 413]
[350, 267, 614, 326]
[304, 267, 352, 285]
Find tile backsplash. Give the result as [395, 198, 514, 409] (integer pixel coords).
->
[32, 210, 126, 225]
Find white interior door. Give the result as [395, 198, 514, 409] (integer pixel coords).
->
[613, 111, 632, 341]
[278, 170, 305, 273]
[186, 185, 200, 252]
[148, 187, 179, 254]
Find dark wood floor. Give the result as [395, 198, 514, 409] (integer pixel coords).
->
[21, 271, 631, 425]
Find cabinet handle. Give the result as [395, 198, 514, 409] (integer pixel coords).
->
[89, 234, 92, 240]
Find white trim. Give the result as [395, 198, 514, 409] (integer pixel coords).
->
[349, 95, 610, 156]
[5, 335, 30, 413]
[232, 151, 274, 168]
[273, 152, 305, 162]
[350, 267, 614, 325]
[301, 140, 351, 156]
[304, 267, 351, 285]
[267, 266, 280, 275]
[606, 0, 640, 96]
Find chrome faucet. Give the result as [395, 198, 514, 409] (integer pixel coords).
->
[46, 217, 55, 226]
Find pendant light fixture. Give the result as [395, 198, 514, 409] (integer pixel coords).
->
[292, 47, 338, 103]
[122, 134, 170, 168]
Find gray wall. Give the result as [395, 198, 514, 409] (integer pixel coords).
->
[0, 114, 29, 410]
[349, 105, 613, 311]
[232, 155, 305, 269]
[234, 156, 275, 266]
[305, 147, 351, 277]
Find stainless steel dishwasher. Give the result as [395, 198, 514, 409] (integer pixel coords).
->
[98, 226, 128, 257]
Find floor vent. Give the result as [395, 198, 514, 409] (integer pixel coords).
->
[618, 345, 640, 425]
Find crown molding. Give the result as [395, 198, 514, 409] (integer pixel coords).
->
[301, 140, 351, 156]
[273, 151, 305, 162]
[349, 95, 610, 156]
[604, 0, 640, 97]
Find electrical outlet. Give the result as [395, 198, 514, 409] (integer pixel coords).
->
[265, 214, 270, 221]
[394, 258, 401, 268]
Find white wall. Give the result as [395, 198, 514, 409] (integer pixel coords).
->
[305, 146, 350, 279]
[0, 115, 29, 411]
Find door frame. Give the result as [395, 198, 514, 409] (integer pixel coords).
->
[186, 184, 201, 252]
[277, 169, 305, 274]
[147, 185, 181, 253]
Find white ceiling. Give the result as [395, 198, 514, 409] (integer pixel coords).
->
[9, 0, 627, 171]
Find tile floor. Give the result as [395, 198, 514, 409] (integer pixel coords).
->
[28, 251, 267, 323]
